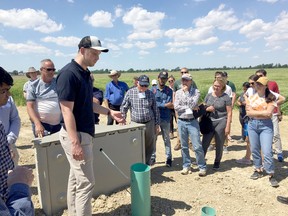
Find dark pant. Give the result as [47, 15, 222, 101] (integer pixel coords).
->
[170, 109, 176, 133]
[107, 103, 121, 125]
[32, 122, 61, 137]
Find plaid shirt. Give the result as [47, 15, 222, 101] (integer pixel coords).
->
[121, 87, 160, 125]
[174, 87, 200, 119]
[0, 122, 14, 201]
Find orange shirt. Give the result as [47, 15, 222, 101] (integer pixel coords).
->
[246, 93, 276, 111]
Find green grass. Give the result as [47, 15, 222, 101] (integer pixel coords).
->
[10, 68, 288, 114]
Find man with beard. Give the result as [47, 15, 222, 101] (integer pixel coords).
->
[151, 71, 173, 167]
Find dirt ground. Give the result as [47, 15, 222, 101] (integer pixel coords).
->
[16, 106, 288, 216]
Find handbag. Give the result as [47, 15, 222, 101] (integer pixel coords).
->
[199, 112, 214, 134]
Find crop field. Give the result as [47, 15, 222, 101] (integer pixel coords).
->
[11, 68, 288, 113]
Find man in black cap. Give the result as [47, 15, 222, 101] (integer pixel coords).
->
[56, 36, 124, 216]
[121, 75, 160, 165]
[150, 71, 173, 167]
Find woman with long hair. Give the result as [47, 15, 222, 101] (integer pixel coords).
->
[246, 76, 278, 187]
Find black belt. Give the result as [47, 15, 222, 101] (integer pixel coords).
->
[178, 118, 194, 122]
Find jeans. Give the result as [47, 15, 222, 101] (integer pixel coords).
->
[272, 115, 282, 154]
[59, 127, 95, 216]
[248, 119, 274, 174]
[153, 119, 172, 160]
[178, 119, 206, 170]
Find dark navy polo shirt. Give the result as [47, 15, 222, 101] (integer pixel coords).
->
[56, 59, 95, 137]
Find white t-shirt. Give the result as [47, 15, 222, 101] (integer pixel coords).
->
[208, 85, 233, 98]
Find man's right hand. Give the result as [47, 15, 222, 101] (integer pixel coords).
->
[72, 143, 84, 161]
[35, 123, 45, 138]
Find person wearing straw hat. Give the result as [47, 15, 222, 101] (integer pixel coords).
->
[104, 70, 129, 125]
[56, 36, 124, 216]
[23, 67, 39, 99]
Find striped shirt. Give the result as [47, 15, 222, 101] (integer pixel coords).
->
[121, 87, 160, 125]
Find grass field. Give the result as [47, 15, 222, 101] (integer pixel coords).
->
[11, 68, 288, 113]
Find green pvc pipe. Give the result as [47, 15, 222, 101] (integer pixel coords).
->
[201, 206, 216, 216]
[130, 163, 151, 216]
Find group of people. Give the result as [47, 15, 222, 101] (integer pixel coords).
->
[0, 34, 287, 215]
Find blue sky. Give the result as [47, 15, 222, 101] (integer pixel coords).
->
[0, 0, 288, 72]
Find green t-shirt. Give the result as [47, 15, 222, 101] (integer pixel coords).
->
[227, 80, 236, 93]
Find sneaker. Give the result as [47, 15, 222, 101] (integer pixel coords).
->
[223, 146, 229, 154]
[277, 196, 288, 205]
[269, 176, 279, 187]
[174, 142, 181, 151]
[227, 135, 234, 142]
[207, 145, 215, 152]
[198, 169, 207, 177]
[166, 159, 172, 167]
[213, 162, 220, 170]
[169, 133, 174, 139]
[250, 171, 263, 180]
[181, 167, 192, 175]
[277, 153, 284, 162]
[149, 158, 156, 166]
[236, 158, 252, 165]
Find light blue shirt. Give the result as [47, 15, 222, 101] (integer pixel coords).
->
[0, 97, 21, 145]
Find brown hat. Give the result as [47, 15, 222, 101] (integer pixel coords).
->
[26, 67, 40, 78]
[256, 77, 269, 86]
[108, 70, 121, 78]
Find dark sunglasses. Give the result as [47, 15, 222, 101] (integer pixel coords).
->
[168, 80, 174, 83]
[181, 71, 188, 74]
[140, 84, 149, 88]
[249, 82, 255, 85]
[43, 68, 56, 72]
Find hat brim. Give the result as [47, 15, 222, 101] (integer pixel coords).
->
[108, 73, 121, 78]
[26, 71, 40, 78]
[91, 46, 109, 53]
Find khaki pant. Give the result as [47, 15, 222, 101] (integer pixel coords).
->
[59, 127, 95, 216]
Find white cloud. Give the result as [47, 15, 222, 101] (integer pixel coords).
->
[194, 4, 244, 31]
[115, 6, 123, 18]
[240, 11, 288, 48]
[123, 7, 165, 32]
[127, 30, 163, 40]
[106, 42, 120, 51]
[67, 0, 74, 3]
[0, 8, 63, 33]
[253, 55, 260, 59]
[257, 0, 279, 3]
[164, 27, 218, 46]
[138, 50, 149, 55]
[41, 36, 80, 47]
[119, 43, 134, 49]
[218, 40, 250, 53]
[84, 10, 113, 28]
[165, 47, 190, 53]
[134, 41, 157, 49]
[54, 50, 75, 57]
[0, 37, 51, 54]
[202, 50, 214, 56]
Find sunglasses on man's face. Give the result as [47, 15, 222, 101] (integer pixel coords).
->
[181, 71, 188, 74]
[43, 67, 56, 72]
[140, 84, 149, 88]
[249, 82, 255, 85]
